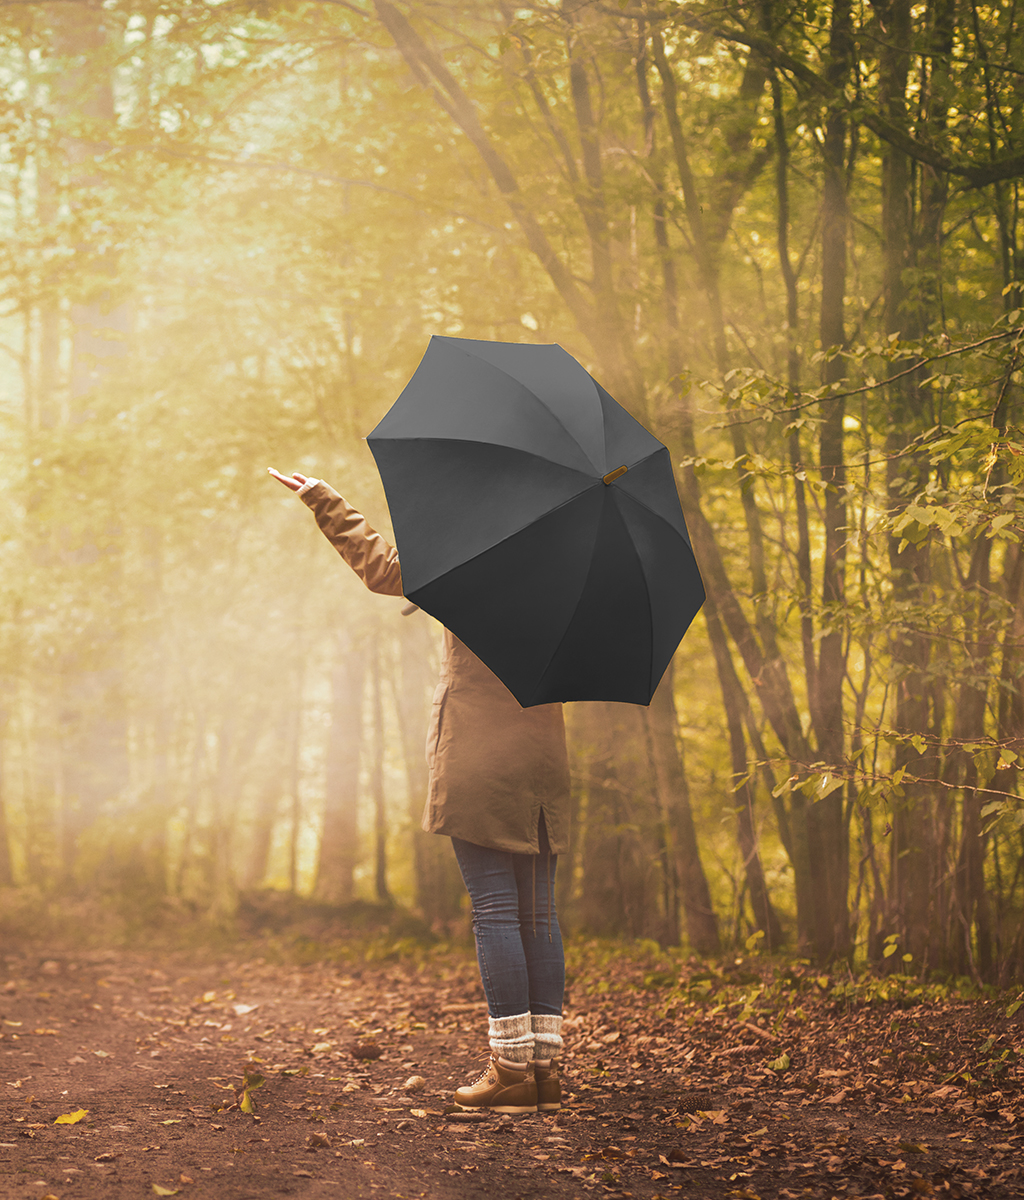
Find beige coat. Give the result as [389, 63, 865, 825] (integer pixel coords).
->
[302, 482, 570, 855]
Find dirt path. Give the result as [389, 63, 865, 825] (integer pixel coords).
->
[2, 945, 1022, 1198]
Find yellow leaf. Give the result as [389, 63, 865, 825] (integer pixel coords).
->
[54, 1109, 88, 1125]
[152, 1186, 179, 1196]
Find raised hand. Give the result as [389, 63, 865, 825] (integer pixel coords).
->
[267, 468, 309, 493]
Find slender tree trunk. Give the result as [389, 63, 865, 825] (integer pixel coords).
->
[370, 632, 392, 905]
[287, 667, 304, 895]
[210, 716, 239, 919]
[802, 0, 853, 963]
[644, 664, 720, 952]
[47, 0, 130, 890]
[316, 629, 366, 904]
[703, 599, 785, 949]
[393, 616, 461, 927]
[0, 719, 13, 888]
[245, 771, 282, 891]
[875, 0, 942, 967]
[946, 536, 995, 977]
[577, 702, 664, 941]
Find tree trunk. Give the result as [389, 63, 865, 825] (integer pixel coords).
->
[702, 599, 785, 949]
[876, 0, 942, 968]
[316, 629, 366, 903]
[576, 702, 665, 941]
[370, 632, 392, 905]
[807, 0, 853, 962]
[393, 615, 462, 927]
[0, 717, 13, 888]
[644, 663, 720, 953]
[245, 770, 282, 891]
[47, 0, 131, 891]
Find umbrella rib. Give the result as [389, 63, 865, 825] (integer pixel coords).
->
[450, 343, 605, 474]
[615, 489, 687, 699]
[614, 481, 693, 548]
[619, 497, 657, 700]
[522, 509, 606, 707]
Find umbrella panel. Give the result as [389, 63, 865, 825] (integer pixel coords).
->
[368, 437, 594, 593]
[615, 489, 706, 697]
[530, 487, 654, 706]
[370, 339, 596, 475]
[595, 382, 666, 471]
[615, 445, 692, 546]
[432, 337, 608, 473]
[407, 485, 608, 706]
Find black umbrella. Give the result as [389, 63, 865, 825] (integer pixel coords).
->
[367, 336, 704, 707]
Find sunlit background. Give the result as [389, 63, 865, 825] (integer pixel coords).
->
[1, 0, 1023, 977]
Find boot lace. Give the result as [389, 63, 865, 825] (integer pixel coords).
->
[465, 1053, 496, 1088]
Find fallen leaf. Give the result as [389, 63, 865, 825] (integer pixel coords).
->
[239, 1067, 265, 1114]
[54, 1109, 88, 1125]
[403, 1075, 427, 1092]
[410, 1109, 428, 1118]
[94, 1152, 117, 1162]
[232, 1004, 258, 1016]
[152, 1186, 179, 1196]
[737, 1021, 774, 1041]
[92, 1050, 110, 1058]
[352, 1040, 382, 1060]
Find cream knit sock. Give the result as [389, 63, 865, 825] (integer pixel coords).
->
[488, 1012, 534, 1065]
[532, 1013, 563, 1060]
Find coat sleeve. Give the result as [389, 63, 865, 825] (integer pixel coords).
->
[300, 481, 404, 598]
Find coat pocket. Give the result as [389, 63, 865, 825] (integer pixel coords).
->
[425, 682, 449, 771]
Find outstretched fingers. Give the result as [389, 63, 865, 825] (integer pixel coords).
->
[267, 468, 308, 492]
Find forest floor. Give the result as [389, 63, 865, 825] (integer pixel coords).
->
[2, 936, 1024, 1200]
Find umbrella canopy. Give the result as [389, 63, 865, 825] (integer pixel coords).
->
[367, 335, 705, 707]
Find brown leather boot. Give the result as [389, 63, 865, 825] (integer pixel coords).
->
[454, 1055, 537, 1114]
[533, 1058, 561, 1112]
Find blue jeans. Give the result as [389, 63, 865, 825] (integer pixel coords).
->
[451, 816, 564, 1018]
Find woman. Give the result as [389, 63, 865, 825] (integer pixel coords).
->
[269, 468, 569, 1115]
